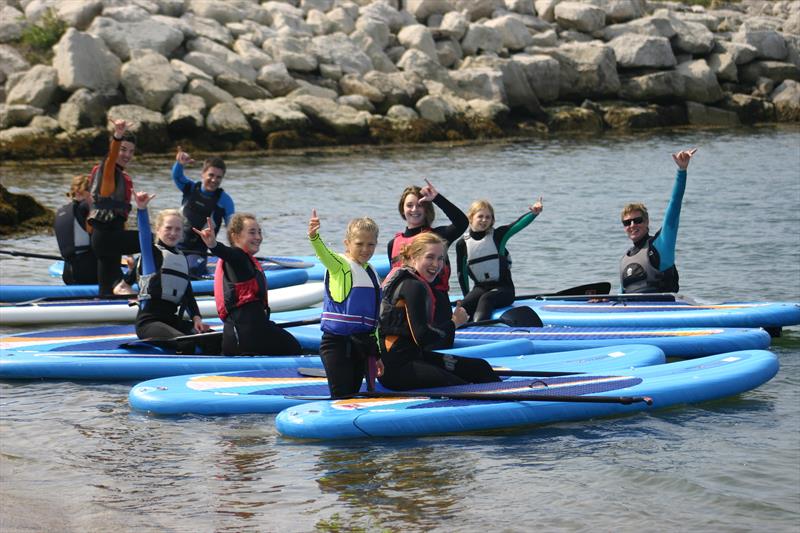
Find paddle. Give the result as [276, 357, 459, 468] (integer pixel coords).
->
[287, 390, 653, 405]
[530, 292, 678, 303]
[0, 250, 62, 261]
[459, 306, 543, 328]
[296, 367, 581, 379]
[513, 282, 612, 301]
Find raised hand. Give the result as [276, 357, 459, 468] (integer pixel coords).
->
[308, 208, 320, 238]
[530, 195, 543, 215]
[133, 190, 155, 210]
[191, 217, 217, 249]
[419, 177, 438, 203]
[111, 118, 128, 138]
[175, 145, 194, 165]
[672, 148, 697, 170]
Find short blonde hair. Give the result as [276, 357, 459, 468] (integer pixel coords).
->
[621, 203, 649, 222]
[399, 232, 445, 266]
[467, 199, 495, 228]
[345, 217, 379, 241]
[154, 208, 185, 231]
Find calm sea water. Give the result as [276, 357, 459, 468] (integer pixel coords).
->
[1, 126, 799, 532]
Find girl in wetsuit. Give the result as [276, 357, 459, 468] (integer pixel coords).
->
[193, 213, 302, 356]
[378, 233, 500, 391]
[308, 209, 384, 397]
[133, 192, 212, 353]
[55, 175, 98, 285]
[386, 178, 468, 294]
[455, 197, 543, 321]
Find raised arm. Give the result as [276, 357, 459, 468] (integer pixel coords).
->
[652, 149, 696, 270]
[172, 146, 195, 192]
[98, 119, 127, 196]
[135, 191, 156, 276]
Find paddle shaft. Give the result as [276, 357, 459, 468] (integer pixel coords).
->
[169, 317, 323, 343]
[513, 282, 612, 301]
[296, 367, 582, 378]
[0, 250, 62, 261]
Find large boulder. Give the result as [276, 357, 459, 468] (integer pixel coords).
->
[713, 40, 759, 65]
[771, 79, 800, 121]
[619, 70, 686, 101]
[397, 48, 449, 82]
[602, 13, 675, 41]
[447, 67, 506, 104]
[719, 93, 775, 124]
[397, 24, 438, 60]
[708, 52, 738, 83]
[362, 71, 427, 113]
[179, 13, 234, 46]
[405, 0, 454, 22]
[289, 94, 371, 137]
[733, 28, 788, 60]
[670, 17, 715, 56]
[0, 45, 29, 85]
[187, 0, 243, 24]
[56, 0, 103, 30]
[120, 51, 187, 111]
[186, 37, 257, 81]
[439, 11, 469, 41]
[460, 56, 544, 116]
[313, 33, 374, 76]
[0, 6, 24, 43]
[217, 74, 272, 100]
[0, 104, 43, 129]
[186, 78, 236, 107]
[5, 65, 59, 109]
[536, 43, 620, 100]
[339, 74, 385, 104]
[165, 93, 206, 135]
[88, 16, 184, 61]
[236, 97, 309, 134]
[233, 38, 274, 70]
[484, 15, 534, 51]
[53, 28, 121, 92]
[587, 0, 646, 24]
[57, 88, 120, 132]
[739, 60, 800, 84]
[359, 1, 416, 33]
[512, 54, 560, 102]
[263, 35, 318, 73]
[461, 23, 503, 56]
[554, 2, 606, 34]
[677, 59, 723, 103]
[685, 101, 740, 126]
[608, 34, 676, 69]
[205, 102, 251, 138]
[106, 104, 168, 152]
[256, 63, 299, 97]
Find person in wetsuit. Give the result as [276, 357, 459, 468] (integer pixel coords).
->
[193, 213, 301, 356]
[172, 147, 235, 278]
[87, 119, 140, 296]
[378, 232, 500, 391]
[620, 148, 697, 294]
[455, 197, 543, 321]
[55, 175, 98, 285]
[308, 209, 384, 398]
[132, 192, 212, 353]
[386, 178, 468, 294]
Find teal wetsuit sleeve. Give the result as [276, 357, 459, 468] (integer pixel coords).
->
[496, 211, 536, 255]
[651, 169, 687, 270]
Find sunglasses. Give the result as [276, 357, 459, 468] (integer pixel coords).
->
[622, 216, 644, 227]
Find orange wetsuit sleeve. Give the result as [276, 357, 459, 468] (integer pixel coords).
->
[99, 137, 122, 197]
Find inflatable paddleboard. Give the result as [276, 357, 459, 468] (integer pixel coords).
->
[129, 344, 666, 415]
[513, 298, 800, 332]
[275, 349, 779, 440]
[0, 282, 324, 325]
[285, 322, 771, 358]
[0, 268, 308, 303]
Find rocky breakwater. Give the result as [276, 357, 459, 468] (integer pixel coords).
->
[1, 0, 799, 160]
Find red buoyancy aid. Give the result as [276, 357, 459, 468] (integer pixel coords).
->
[378, 267, 436, 339]
[87, 162, 133, 225]
[389, 229, 451, 292]
[214, 253, 269, 320]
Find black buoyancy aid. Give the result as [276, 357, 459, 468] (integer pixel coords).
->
[138, 245, 191, 305]
[181, 182, 224, 251]
[88, 161, 132, 225]
[379, 267, 435, 338]
[620, 234, 679, 293]
[214, 253, 269, 321]
[389, 229, 452, 292]
[55, 201, 91, 259]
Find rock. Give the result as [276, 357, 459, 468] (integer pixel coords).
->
[29, 115, 60, 132]
[405, 0, 453, 22]
[233, 39, 274, 70]
[512, 53, 560, 102]
[182, 51, 242, 80]
[87, 16, 184, 61]
[288, 80, 339, 100]
[359, 1, 416, 33]
[57, 88, 119, 132]
[708, 52, 738, 82]
[529, 28, 557, 47]
[436, 39, 463, 68]
[461, 23, 503, 56]
[677, 59, 723, 103]
[337, 94, 375, 112]
[290, 94, 371, 137]
[506, 0, 536, 16]
[186, 78, 236, 107]
[120, 51, 187, 111]
[448, 68, 506, 104]
[0, 104, 43, 129]
[256, 63, 299, 97]
[685, 101, 740, 126]
[205, 102, 251, 138]
[620, 70, 686, 101]
[53, 28, 121, 92]
[216, 74, 272, 100]
[439, 11, 469, 41]
[602, 13, 676, 41]
[733, 28, 788, 60]
[554, 2, 606, 34]
[56, 0, 103, 30]
[180, 12, 234, 46]
[602, 103, 662, 129]
[460, 55, 544, 116]
[466, 99, 509, 122]
[398, 48, 449, 83]
[102, 5, 151, 22]
[739, 60, 800, 84]
[0, 6, 24, 43]
[547, 106, 604, 133]
[187, 0, 243, 24]
[0, 44, 30, 85]
[6, 65, 59, 109]
[106, 104, 168, 152]
[771, 79, 800, 121]
[165, 94, 206, 136]
[534, 0, 560, 23]
[587, 0, 646, 24]
[673, 10, 721, 32]
[608, 34, 676, 69]
[306, 9, 336, 36]
[354, 17, 391, 50]
[263, 35, 318, 73]
[415, 94, 454, 123]
[327, 7, 356, 34]
[484, 15, 534, 51]
[186, 37, 258, 81]
[538, 43, 620, 100]
[169, 59, 214, 82]
[670, 17, 716, 56]
[313, 33, 374, 76]
[397, 24, 438, 60]
[713, 40, 759, 65]
[236, 97, 309, 135]
[718, 93, 775, 124]
[339, 74, 385, 104]
[0, 183, 54, 236]
[363, 70, 427, 113]
[0, 126, 50, 149]
[453, 0, 505, 21]
[386, 104, 419, 120]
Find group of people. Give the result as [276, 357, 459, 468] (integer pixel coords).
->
[54, 121, 697, 397]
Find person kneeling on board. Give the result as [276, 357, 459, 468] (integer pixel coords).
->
[378, 233, 500, 391]
[133, 192, 212, 354]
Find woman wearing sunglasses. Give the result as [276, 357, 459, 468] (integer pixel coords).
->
[619, 148, 697, 294]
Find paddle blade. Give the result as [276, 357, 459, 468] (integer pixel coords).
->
[500, 306, 543, 327]
[555, 282, 611, 296]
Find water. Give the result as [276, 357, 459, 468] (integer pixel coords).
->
[1, 126, 799, 532]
